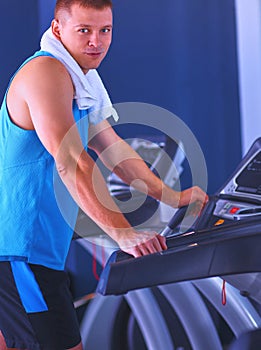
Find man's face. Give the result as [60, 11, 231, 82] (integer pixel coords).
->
[53, 4, 113, 73]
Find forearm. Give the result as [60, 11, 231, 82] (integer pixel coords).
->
[56, 150, 133, 241]
[114, 157, 208, 210]
[104, 142, 208, 210]
[89, 124, 181, 208]
[113, 156, 181, 207]
[55, 149, 168, 257]
[90, 123, 208, 219]
[104, 140, 179, 207]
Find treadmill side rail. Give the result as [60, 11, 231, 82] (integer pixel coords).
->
[96, 223, 261, 295]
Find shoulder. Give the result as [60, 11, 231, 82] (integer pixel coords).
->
[6, 54, 75, 132]
[24, 55, 69, 77]
[15, 55, 74, 97]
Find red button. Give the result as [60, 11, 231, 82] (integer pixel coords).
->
[229, 207, 240, 214]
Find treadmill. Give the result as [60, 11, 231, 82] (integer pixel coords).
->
[80, 138, 261, 350]
[96, 138, 261, 297]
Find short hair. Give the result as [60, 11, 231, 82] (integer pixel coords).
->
[55, 0, 113, 18]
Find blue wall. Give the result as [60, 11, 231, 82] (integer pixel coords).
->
[0, 0, 56, 100]
[99, 0, 242, 193]
[38, 0, 56, 37]
[0, 0, 39, 99]
[0, 0, 242, 194]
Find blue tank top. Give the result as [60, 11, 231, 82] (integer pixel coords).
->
[0, 51, 89, 270]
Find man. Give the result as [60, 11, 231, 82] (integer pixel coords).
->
[0, 0, 208, 348]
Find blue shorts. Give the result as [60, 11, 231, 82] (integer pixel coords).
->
[0, 261, 81, 349]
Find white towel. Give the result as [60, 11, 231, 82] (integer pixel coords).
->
[40, 27, 119, 124]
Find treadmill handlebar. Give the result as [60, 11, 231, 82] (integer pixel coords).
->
[160, 197, 218, 237]
[97, 215, 261, 295]
[113, 210, 261, 263]
[160, 205, 188, 237]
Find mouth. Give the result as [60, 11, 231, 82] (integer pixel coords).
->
[83, 51, 104, 57]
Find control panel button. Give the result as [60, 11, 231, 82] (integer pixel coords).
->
[229, 207, 240, 214]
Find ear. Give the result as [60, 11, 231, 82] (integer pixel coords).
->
[51, 19, 62, 41]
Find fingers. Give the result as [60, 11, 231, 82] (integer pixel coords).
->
[122, 234, 167, 258]
[139, 234, 167, 256]
[158, 234, 168, 250]
[191, 186, 208, 204]
[180, 186, 208, 212]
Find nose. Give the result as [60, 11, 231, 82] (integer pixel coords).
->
[88, 31, 101, 48]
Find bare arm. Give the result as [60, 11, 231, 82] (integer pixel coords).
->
[89, 120, 209, 213]
[14, 57, 166, 257]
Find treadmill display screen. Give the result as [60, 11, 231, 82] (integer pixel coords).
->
[236, 151, 261, 194]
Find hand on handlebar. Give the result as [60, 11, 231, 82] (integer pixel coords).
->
[179, 186, 209, 216]
[118, 230, 167, 258]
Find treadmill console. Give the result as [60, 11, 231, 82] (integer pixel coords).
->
[210, 139, 261, 225]
[221, 149, 261, 203]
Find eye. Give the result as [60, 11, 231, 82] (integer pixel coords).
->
[101, 28, 111, 34]
[79, 28, 89, 33]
